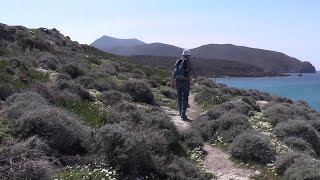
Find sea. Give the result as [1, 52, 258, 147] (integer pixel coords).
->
[215, 72, 320, 112]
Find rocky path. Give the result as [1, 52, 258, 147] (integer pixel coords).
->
[162, 93, 255, 180]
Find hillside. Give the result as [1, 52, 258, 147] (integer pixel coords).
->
[92, 36, 316, 74]
[125, 55, 285, 77]
[1, 23, 320, 180]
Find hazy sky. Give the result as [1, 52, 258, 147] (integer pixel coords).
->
[1, 0, 319, 69]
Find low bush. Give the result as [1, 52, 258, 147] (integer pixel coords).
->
[241, 96, 261, 112]
[283, 137, 316, 156]
[166, 157, 214, 180]
[274, 120, 320, 157]
[216, 113, 253, 142]
[39, 56, 58, 71]
[272, 96, 293, 104]
[204, 100, 253, 119]
[308, 119, 320, 132]
[98, 78, 119, 91]
[0, 136, 55, 180]
[121, 80, 156, 105]
[180, 129, 204, 149]
[56, 80, 93, 101]
[264, 103, 300, 126]
[247, 89, 272, 101]
[12, 107, 91, 155]
[160, 88, 177, 100]
[59, 63, 84, 79]
[194, 87, 221, 105]
[99, 90, 132, 106]
[6, 91, 47, 106]
[57, 101, 108, 128]
[106, 101, 144, 124]
[284, 156, 320, 180]
[197, 78, 215, 88]
[274, 152, 307, 176]
[191, 116, 219, 141]
[56, 73, 71, 81]
[146, 79, 160, 88]
[6, 92, 49, 120]
[102, 61, 122, 75]
[75, 76, 100, 90]
[230, 131, 276, 164]
[53, 90, 81, 103]
[0, 82, 16, 101]
[97, 123, 170, 176]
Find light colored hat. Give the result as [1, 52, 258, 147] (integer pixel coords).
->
[182, 49, 191, 56]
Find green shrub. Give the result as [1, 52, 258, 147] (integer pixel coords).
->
[97, 123, 169, 176]
[0, 136, 55, 180]
[181, 129, 204, 149]
[274, 152, 306, 175]
[99, 90, 131, 106]
[166, 157, 214, 180]
[0, 82, 16, 101]
[283, 137, 316, 156]
[59, 63, 84, 79]
[56, 164, 119, 180]
[194, 87, 222, 105]
[74, 76, 100, 90]
[146, 79, 160, 88]
[210, 100, 253, 118]
[308, 119, 320, 132]
[12, 107, 90, 155]
[197, 78, 215, 88]
[230, 131, 276, 164]
[191, 116, 219, 141]
[264, 103, 300, 126]
[284, 156, 320, 180]
[6, 92, 48, 106]
[160, 87, 177, 100]
[0, 117, 11, 144]
[56, 80, 93, 101]
[241, 96, 261, 112]
[102, 61, 121, 75]
[273, 120, 320, 157]
[57, 101, 108, 128]
[216, 113, 253, 142]
[105, 101, 144, 124]
[121, 80, 156, 105]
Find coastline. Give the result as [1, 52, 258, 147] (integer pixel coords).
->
[214, 72, 320, 112]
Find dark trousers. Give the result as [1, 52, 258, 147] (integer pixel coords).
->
[176, 79, 190, 116]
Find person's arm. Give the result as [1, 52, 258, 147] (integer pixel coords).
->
[171, 60, 178, 88]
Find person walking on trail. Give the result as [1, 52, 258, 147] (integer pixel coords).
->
[172, 49, 196, 120]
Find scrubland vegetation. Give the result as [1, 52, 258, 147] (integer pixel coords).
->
[1, 23, 320, 180]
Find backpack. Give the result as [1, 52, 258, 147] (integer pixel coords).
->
[175, 59, 188, 79]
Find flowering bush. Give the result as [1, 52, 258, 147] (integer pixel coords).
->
[230, 131, 276, 164]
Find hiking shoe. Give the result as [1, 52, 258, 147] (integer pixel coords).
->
[181, 114, 190, 121]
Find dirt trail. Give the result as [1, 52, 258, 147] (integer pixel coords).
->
[162, 93, 255, 180]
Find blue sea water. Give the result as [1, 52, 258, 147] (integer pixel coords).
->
[215, 72, 320, 111]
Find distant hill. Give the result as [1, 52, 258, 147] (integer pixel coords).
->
[191, 44, 316, 73]
[92, 36, 316, 73]
[111, 43, 183, 56]
[91, 35, 145, 52]
[124, 55, 286, 77]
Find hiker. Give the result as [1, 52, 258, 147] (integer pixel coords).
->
[172, 49, 196, 120]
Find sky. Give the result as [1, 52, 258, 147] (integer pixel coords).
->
[1, 0, 320, 70]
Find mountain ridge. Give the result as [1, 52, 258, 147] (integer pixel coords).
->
[91, 36, 316, 73]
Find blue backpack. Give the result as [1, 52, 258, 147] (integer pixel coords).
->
[175, 59, 188, 79]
